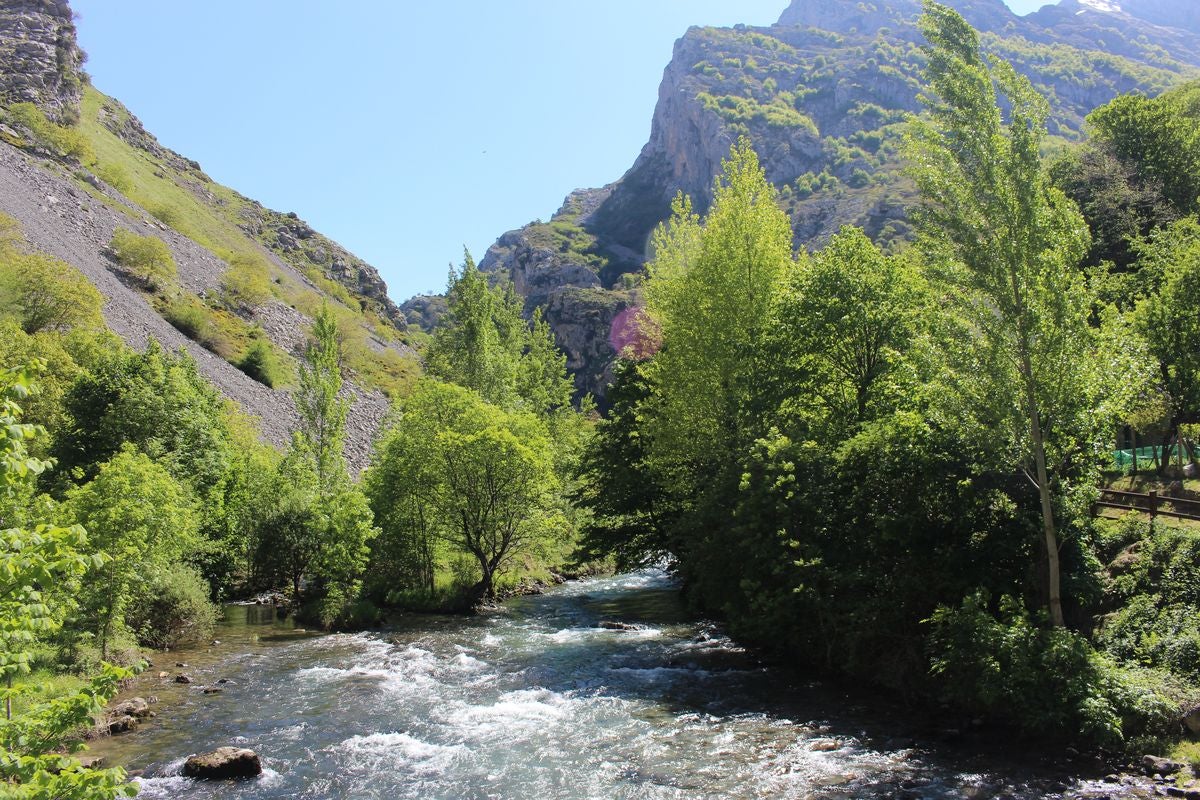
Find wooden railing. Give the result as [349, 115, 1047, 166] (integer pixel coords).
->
[1093, 488, 1200, 522]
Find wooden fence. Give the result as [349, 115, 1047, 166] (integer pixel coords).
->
[1093, 488, 1200, 522]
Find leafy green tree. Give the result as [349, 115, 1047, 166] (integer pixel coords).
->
[1135, 218, 1200, 443]
[427, 252, 575, 419]
[643, 138, 794, 468]
[907, 0, 1096, 626]
[51, 340, 232, 493]
[0, 363, 137, 799]
[65, 445, 200, 659]
[0, 251, 104, 336]
[426, 252, 515, 406]
[295, 304, 348, 493]
[368, 380, 562, 602]
[108, 229, 176, 290]
[1087, 92, 1200, 217]
[775, 227, 926, 433]
[271, 305, 375, 624]
[573, 360, 676, 569]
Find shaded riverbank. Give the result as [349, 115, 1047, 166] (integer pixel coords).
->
[88, 571, 1162, 799]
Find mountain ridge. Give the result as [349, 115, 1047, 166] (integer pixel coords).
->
[452, 0, 1200, 400]
[0, 0, 415, 467]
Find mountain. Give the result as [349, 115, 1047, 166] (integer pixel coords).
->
[0, 0, 417, 468]
[450, 0, 1200, 400]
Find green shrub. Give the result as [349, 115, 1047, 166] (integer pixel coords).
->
[928, 593, 1124, 745]
[221, 252, 272, 308]
[109, 228, 176, 289]
[95, 161, 131, 192]
[6, 101, 95, 164]
[124, 563, 219, 649]
[162, 295, 211, 340]
[236, 333, 284, 388]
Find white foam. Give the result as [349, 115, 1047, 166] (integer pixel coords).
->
[335, 732, 463, 776]
[444, 688, 575, 738]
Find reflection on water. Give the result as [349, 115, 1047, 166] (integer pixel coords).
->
[224, 603, 288, 627]
[88, 571, 1148, 800]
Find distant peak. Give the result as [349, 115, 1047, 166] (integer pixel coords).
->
[1077, 0, 1123, 12]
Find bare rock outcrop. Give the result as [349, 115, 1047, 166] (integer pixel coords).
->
[0, 0, 84, 122]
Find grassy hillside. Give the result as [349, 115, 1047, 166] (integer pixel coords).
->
[3, 86, 420, 398]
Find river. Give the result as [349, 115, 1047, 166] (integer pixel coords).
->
[89, 570, 1145, 799]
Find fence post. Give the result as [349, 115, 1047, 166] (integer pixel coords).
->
[1149, 489, 1159, 520]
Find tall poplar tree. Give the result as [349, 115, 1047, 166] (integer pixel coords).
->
[644, 139, 794, 468]
[907, 0, 1093, 626]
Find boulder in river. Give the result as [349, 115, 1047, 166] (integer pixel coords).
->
[110, 697, 153, 719]
[107, 715, 137, 735]
[174, 674, 192, 684]
[182, 747, 262, 780]
[1144, 754, 1185, 776]
[598, 621, 642, 631]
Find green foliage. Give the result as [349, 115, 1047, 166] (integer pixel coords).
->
[367, 380, 563, 601]
[927, 594, 1124, 744]
[221, 252, 272, 309]
[258, 305, 376, 625]
[0, 364, 137, 799]
[108, 228, 176, 290]
[774, 226, 926, 434]
[5, 102, 95, 164]
[235, 330, 285, 388]
[644, 138, 793, 467]
[0, 225, 104, 336]
[574, 360, 676, 569]
[162, 294, 217, 346]
[51, 340, 233, 493]
[1134, 218, 1200, 430]
[65, 446, 200, 658]
[122, 562, 217, 650]
[295, 304, 349, 492]
[426, 253, 574, 419]
[907, 0, 1103, 626]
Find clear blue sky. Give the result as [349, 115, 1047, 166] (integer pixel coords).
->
[70, 0, 1049, 302]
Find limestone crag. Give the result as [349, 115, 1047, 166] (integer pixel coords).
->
[478, 186, 637, 400]
[454, 0, 1200, 400]
[0, 0, 83, 121]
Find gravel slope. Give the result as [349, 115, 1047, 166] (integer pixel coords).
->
[0, 141, 388, 470]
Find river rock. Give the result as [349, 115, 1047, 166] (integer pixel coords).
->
[110, 697, 152, 719]
[1183, 704, 1200, 735]
[107, 715, 137, 735]
[1144, 755, 1185, 776]
[598, 621, 642, 631]
[202, 687, 223, 695]
[809, 738, 841, 752]
[182, 747, 262, 780]
[174, 674, 192, 684]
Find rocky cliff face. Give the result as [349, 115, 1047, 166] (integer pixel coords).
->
[0, 0, 408, 468]
[0, 0, 83, 122]
[465, 0, 1200, 402]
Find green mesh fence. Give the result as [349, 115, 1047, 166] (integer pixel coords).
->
[1113, 445, 1200, 469]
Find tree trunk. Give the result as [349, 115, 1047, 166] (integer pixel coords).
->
[1020, 353, 1064, 627]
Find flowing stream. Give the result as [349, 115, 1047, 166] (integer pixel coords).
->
[90, 570, 1142, 799]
